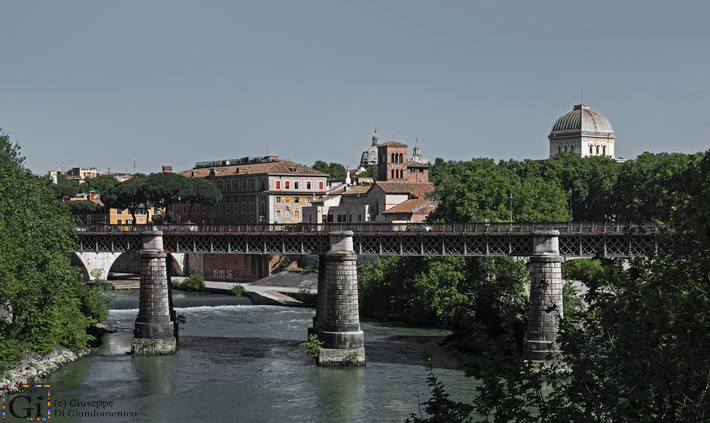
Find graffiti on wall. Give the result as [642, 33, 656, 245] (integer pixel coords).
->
[212, 269, 234, 280]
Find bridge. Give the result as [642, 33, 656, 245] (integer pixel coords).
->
[74, 222, 665, 363]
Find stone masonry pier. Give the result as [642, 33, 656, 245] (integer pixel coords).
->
[131, 231, 177, 355]
[310, 231, 366, 366]
[522, 230, 563, 361]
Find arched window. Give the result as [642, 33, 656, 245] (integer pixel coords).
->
[558, 146, 561, 154]
[602, 146, 607, 156]
[564, 146, 568, 152]
[589, 145, 593, 155]
[596, 145, 600, 154]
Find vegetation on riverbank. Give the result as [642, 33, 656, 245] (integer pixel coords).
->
[0, 130, 109, 376]
[400, 150, 710, 422]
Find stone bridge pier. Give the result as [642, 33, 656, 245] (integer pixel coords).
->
[523, 230, 563, 361]
[310, 231, 366, 366]
[131, 231, 177, 355]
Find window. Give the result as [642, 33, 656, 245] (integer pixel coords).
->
[294, 210, 300, 219]
[250, 202, 254, 213]
[319, 182, 324, 190]
[116, 210, 123, 215]
[249, 181, 255, 191]
[127, 219, 134, 225]
[276, 197, 282, 204]
[294, 197, 299, 204]
[226, 203, 230, 214]
[138, 217, 144, 223]
[285, 181, 290, 189]
[596, 145, 600, 154]
[219, 204, 222, 214]
[603, 146, 606, 156]
[242, 202, 245, 214]
[276, 210, 281, 220]
[306, 181, 311, 189]
[117, 219, 123, 224]
[589, 145, 593, 154]
[276, 181, 281, 189]
[294, 181, 299, 189]
[306, 198, 311, 203]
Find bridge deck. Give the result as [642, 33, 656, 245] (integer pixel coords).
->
[76, 222, 666, 258]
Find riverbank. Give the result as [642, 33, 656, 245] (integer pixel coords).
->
[0, 347, 91, 392]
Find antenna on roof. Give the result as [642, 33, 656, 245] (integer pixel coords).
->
[266, 145, 269, 156]
[581, 88, 584, 104]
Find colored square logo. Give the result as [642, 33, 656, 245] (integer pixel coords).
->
[2, 385, 51, 421]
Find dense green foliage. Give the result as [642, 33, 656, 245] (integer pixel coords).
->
[0, 130, 107, 373]
[101, 172, 221, 224]
[358, 256, 528, 339]
[405, 150, 710, 422]
[80, 174, 120, 195]
[172, 273, 205, 292]
[312, 160, 347, 179]
[428, 157, 570, 222]
[229, 284, 245, 296]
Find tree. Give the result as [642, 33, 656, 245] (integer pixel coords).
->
[611, 152, 700, 222]
[80, 174, 119, 195]
[355, 165, 378, 181]
[312, 160, 347, 179]
[46, 174, 79, 200]
[101, 174, 148, 225]
[536, 153, 620, 221]
[428, 158, 569, 223]
[67, 200, 101, 224]
[142, 172, 191, 219]
[358, 255, 528, 338]
[0, 129, 106, 372]
[407, 151, 710, 422]
[180, 177, 222, 222]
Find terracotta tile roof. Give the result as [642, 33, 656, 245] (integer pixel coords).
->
[179, 160, 327, 178]
[379, 140, 408, 148]
[375, 182, 435, 199]
[383, 198, 438, 215]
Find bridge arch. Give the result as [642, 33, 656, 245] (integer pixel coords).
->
[73, 251, 187, 281]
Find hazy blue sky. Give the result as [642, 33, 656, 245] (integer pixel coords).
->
[2, 1, 709, 175]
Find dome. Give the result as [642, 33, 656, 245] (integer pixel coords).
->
[549, 104, 614, 138]
[408, 141, 428, 164]
[358, 130, 380, 171]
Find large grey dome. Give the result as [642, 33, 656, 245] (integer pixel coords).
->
[550, 104, 614, 137]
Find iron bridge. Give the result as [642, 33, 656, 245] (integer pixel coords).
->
[76, 222, 667, 258]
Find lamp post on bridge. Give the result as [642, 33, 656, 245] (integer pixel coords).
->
[509, 192, 513, 229]
[568, 188, 573, 222]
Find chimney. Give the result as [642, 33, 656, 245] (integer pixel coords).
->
[162, 165, 173, 173]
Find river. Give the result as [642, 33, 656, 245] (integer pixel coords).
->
[39, 290, 477, 423]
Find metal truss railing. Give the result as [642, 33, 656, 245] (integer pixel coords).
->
[74, 221, 661, 234]
[76, 224, 666, 258]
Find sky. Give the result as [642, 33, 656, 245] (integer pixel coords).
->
[2, 1, 710, 176]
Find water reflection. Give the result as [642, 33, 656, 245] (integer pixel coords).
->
[42, 291, 477, 422]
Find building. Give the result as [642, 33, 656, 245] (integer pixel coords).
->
[357, 130, 380, 173]
[548, 104, 615, 159]
[176, 156, 328, 225]
[304, 141, 436, 224]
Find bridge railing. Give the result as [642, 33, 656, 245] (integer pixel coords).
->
[75, 221, 662, 234]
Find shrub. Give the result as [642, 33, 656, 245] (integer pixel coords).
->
[299, 334, 323, 359]
[230, 284, 245, 296]
[176, 273, 205, 292]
